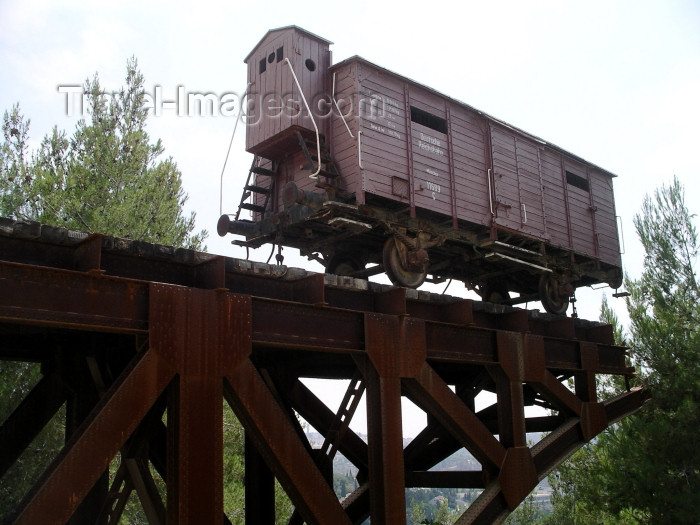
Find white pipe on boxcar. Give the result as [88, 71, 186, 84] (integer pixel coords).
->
[357, 129, 363, 169]
[219, 83, 251, 215]
[282, 58, 321, 179]
[487, 168, 495, 217]
[332, 72, 355, 139]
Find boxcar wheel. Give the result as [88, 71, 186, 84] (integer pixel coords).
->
[383, 238, 427, 289]
[538, 274, 570, 315]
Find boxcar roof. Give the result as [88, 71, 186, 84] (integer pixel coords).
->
[331, 55, 617, 178]
[244, 26, 333, 63]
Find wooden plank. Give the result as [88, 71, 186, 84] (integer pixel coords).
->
[408, 90, 449, 115]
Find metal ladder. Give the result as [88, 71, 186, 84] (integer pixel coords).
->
[286, 373, 365, 525]
[235, 155, 277, 221]
[317, 373, 365, 461]
[296, 131, 341, 192]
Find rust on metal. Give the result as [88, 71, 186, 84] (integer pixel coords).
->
[0, 218, 648, 524]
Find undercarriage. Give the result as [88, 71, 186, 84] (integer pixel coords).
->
[218, 183, 623, 315]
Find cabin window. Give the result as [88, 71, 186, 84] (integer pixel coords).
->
[410, 106, 447, 134]
[276, 46, 284, 62]
[259, 58, 266, 74]
[268, 52, 275, 64]
[566, 170, 590, 192]
[305, 59, 316, 71]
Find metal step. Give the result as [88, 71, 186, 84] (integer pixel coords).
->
[317, 169, 340, 179]
[240, 203, 266, 213]
[484, 252, 551, 273]
[310, 153, 334, 163]
[479, 240, 542, 258]
[244, 184, 271, 195]
[251, 166, 277, 177]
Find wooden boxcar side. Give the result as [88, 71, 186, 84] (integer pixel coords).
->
[329, 57, 621, 271]
[221, 28, 623, 314]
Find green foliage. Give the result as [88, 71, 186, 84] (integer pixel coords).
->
[0, 362, 67, 520]
[0, 104, 32, 219]
[545, 177, 700, 523]
[600, 295, 627, 347]
[406, 488, 468, 524]
[504, 492, 542, 525]
[628, 177, 699, 393]
[408, 497, 427, 525]
[223, 404, 246, 523]
[221, 403, 293, 524]
[596, 295, 635, 396]
[0, 58, 209, 523]
[333, 469, 358, 499]
[0, 58, 206, 249]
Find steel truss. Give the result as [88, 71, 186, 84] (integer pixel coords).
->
[0, 219, 648, 524]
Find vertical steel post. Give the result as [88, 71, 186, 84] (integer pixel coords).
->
[64, 352, 109, 525]
[150, 285, 233, 525]
[245, 434, 275, 524]
[364, 365, 405, 525]
[363, 313, 426, 525]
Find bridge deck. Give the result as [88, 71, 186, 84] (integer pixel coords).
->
[0, 218, 647, 524]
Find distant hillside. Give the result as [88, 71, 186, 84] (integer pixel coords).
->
[305, 429, 553, 517]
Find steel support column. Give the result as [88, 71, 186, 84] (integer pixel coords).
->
[149, 284, 253, 525]
[363, 313, 426, 525]
[364, 363, 405, 525]
[245, 434, 275, 525]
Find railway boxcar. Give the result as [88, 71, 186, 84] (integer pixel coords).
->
[218, 26, 623, 314]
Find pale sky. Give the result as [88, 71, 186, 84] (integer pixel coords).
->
[2, 0, 699, 433]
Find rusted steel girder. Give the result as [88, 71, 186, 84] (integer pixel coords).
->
[0, 219, 648, 524]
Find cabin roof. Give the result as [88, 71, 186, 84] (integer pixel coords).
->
[244, 26, 333, 63]
[330, 55, 617, 178]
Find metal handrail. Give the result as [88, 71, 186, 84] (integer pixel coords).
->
[357, 129, 363, 169]
[283, 58, 321, 179]
[616, 215, 626, 254]
[487, 168, 495, 217]
[219, 83, 251, 215]
[332, 72, 355, 139]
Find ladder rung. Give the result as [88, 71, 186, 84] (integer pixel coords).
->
[251, 166, 276, 177]
[240, 203, 266, 213]
[318, 169, 339, 179]
[244, 184, 271, 195]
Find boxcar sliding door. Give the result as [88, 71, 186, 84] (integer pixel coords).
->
[563, 161, 597, 258]
[489, 124, 547, 239]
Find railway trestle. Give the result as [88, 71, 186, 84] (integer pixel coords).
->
[0, 218, 647, 524]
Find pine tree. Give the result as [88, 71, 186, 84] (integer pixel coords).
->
[0, 58, 208, 522]
[1, 57, 206, 249]
[0, 104, 32, 219]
